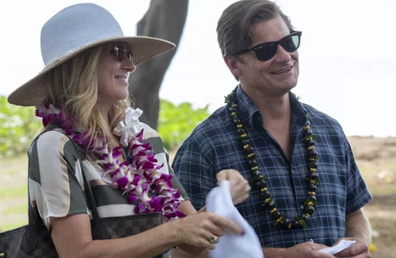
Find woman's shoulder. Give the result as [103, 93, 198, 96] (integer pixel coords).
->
[36, 128, 68, 144]
[31, 128, 76, 156]
[140, 122, 159, 139]
[37, 127, 67, 139]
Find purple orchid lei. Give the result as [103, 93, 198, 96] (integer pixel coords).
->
[35, 100, 185, 221]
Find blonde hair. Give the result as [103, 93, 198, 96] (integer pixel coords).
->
[45, 44, 130, 147]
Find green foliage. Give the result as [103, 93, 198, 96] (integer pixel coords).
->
[0, 185, 28, 199]
[1, 221, 27, 232]
[3, 203, 28, 215]
[0, 96, 41, 158]
[158, 99, 210, 150]
[0, 95, 208, 156]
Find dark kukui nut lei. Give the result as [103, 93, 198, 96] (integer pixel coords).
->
[225, 89, 319, 229]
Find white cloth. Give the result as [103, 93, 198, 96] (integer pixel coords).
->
[113, 107, 143, 147]
[318, 239, 356, 257]
[206, 181, 264, 258]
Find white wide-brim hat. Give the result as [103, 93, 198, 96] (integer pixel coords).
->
[8, 3, 175, 106]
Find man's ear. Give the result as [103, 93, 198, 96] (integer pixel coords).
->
[224, 55, 243, 77]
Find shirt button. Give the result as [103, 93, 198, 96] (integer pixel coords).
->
[300, 205, 304, 209]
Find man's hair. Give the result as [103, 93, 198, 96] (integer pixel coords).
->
[45, 44, 130, 149]
[217, 0, 294, 80]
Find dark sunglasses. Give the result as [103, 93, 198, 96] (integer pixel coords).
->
[111, 43, 133, 62]
[235, 31, 302, 61]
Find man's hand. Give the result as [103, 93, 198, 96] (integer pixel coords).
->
[216, 169, 250, 205]
[333, 238, 370, 258]
[264, 242, 334, 258]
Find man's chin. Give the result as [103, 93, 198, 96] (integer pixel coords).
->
[277, 82, 298, 95]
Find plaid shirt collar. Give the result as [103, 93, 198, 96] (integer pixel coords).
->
[235, 84, 308, 129]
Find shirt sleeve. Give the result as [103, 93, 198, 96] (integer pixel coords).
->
[343, 135, 373, 215]
[28, 130, 89, 230]
[172, 138, 217, 210]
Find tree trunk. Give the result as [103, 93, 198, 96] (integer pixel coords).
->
[128, 0, 189, 129]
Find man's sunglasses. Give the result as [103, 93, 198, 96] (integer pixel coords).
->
[111, 43, 133, 62]
[235, 31, 302, 62]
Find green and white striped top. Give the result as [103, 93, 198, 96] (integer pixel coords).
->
[28, 123, 189, 230]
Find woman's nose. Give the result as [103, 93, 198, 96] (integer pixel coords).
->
[122, 58, 136, 73]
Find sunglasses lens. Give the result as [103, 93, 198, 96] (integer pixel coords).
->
[112, 43, 133, 62]
[255, 42, 277, 62]
[112, 47, 122, 62]
[281, 34, 300, 52]
[255, 33, 301, 61]
[118, 44, 126, 62]
[126, 50, 133, 62]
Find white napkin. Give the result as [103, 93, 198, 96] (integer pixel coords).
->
[206, 181, 264, 258]
[318, 239, 356, 257]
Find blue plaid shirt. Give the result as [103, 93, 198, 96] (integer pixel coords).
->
[172, 85, 372, 248]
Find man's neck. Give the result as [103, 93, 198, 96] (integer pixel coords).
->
[241, 85, 291, 122]
[259, 94, 291, 122]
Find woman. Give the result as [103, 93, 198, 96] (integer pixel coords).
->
[7, 3, 250, 258]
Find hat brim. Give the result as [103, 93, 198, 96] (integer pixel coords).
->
[8, 36, 175, 106]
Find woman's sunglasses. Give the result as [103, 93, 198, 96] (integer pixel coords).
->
[235, 31, 302, 62]
[111, 43, 133, 62]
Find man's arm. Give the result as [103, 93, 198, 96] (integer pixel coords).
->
[331, 208, 371, 257]
[345, 208, 371, 244]
[262, 247, 286, 258]
[333, 134, 372, 257]
[262, 242, 333, 258]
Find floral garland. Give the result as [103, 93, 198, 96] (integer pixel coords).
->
[225, 88, 319, 229]
[35, 101, 185, 221]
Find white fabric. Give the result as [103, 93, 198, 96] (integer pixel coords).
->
[113, 107, 144, 147]
[34, 131, 73, 228]
[206, 181, 264, 258]
[318, 239, 356, 257]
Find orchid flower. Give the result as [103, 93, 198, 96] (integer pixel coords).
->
[35, 101, 185, 221]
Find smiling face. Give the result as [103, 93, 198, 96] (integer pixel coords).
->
[226, 14, 299, 98]
[96, 42, 136, 109]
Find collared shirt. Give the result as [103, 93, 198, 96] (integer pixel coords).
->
[172, 85, 372, 248]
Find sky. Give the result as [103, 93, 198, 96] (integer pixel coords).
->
[0, 0, 395, 137]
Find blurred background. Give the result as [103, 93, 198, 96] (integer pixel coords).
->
[0, 0, 395, 257]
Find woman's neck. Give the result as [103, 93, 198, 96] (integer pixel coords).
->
[95, 103, 112, 123]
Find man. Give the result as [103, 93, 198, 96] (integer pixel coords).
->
[172, 0, 372, 257]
